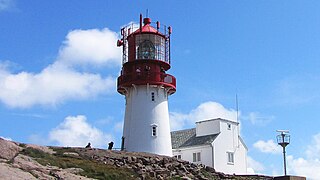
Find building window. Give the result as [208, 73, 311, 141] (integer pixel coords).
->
[151, 92, 155, 101]
[227, 152, 234, 164]
[151, 125, 157, 137]
[193, 152, 201, 162]
[227, 123, 231, 130]
[175, 155, 181, 159]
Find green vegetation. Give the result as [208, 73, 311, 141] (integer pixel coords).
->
[18, 143, 26, 148]
[21, 147, 137, 180]
[201, 170, 219, 180]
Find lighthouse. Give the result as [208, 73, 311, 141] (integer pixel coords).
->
[117, 14, 176, 156]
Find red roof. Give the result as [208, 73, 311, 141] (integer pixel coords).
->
[133, 18, 162, 35]
[135, 24, 158, 33]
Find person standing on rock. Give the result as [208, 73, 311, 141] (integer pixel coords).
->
[108, 141, 114, 150]
[85, 142, 91, 148]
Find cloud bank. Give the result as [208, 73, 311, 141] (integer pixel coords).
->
[254, 133, 320, 179]
[247, 156, 265, 174]
[0, 136, 12, 141]
[0, 28, 121, 108]
[49, 115, 112, 148]
[287, 133, 320, 180]
[170, 101, 238, 131]
[58, 28, 121, 67]
[253, 139, 282, 154]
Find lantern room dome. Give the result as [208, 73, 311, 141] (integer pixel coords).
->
[132, 18, 161, 35]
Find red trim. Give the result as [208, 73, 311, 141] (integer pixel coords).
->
[117, 72, 176, 95]
[123, 59, 170, 71]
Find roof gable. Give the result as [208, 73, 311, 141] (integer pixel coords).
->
[171, 128, 219, 149]
[196, 118, 239, 125]
[171, 128, 196, 149]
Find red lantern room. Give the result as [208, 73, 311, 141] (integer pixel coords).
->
[117, 14, 176, 95]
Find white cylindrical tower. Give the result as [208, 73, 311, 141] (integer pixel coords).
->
[117, 14, 176, 156]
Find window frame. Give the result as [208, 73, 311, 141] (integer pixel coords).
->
[227, 152, 234, 164]
[151, 124, 157, 137]
[227, 123, 231, 130]
[151, 92, 155, 101]
[193, 152, 201, 162]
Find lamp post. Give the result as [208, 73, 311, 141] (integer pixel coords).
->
[276, 130, 290, 176]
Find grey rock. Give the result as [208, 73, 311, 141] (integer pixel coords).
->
[145, 165, 153, 172]
[63, 152, 79, 157]
[181, 176, 192, 180]
[205, 165, 215, 173]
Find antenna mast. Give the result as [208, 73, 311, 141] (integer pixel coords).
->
[236, 94, 239, 123]
[236, 94, 240, 147]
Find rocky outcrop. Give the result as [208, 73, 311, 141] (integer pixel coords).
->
[0, 138, 276, 180]
[0, 162, 36, 180]
[74, 148, 273, 180]
[85, 149, 217, 179]
[25, 144, 55, 154]
[0, 138, 94, 180]
[0, 138, 22, 160]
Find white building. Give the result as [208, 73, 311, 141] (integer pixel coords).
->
[171, 118, 247, 174]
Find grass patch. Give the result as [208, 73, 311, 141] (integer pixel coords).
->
[21, 147, 137, 180]
[18, 143, 26, 148]
[170, 177, 183, 180]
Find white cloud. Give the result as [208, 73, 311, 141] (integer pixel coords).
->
[247, 156, 265, 174]
[170, 101, 238, 131]
[252, 134, 320, 179]
[0, 27, 121, 108]
[288, 156, 320, 180]
[287, 133, 320, 180]
[0, 0, 14, 11]
[0, 64, 115, 108]
[243, 112, 274, 126]
[305, 133, 320, 159]
[169, 112, 190, 131]
[253, 139, 282, 154]
[189, 101, 238, 122]
[0, 136, 12, 141]
[49, 115, 112, 148]
[58, 28, 121, 67]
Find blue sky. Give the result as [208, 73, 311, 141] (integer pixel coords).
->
[1, 0, 320, 178]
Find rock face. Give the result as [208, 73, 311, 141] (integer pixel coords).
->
[0, 138, 275, 180]
[0, 163, 36, 180]
[0, 138, 22, 160]
[0, 138, 94, 180]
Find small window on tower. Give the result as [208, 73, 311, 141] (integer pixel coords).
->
[151, 92, 155, 101]
[227, 123, 231, 130]
[151, 125, 157, 137]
